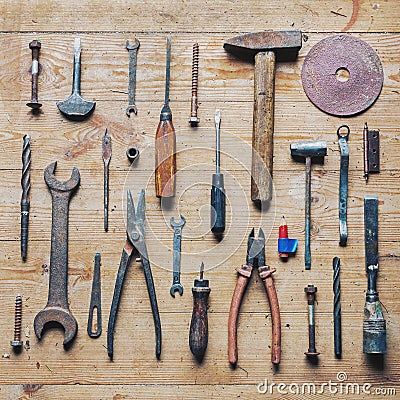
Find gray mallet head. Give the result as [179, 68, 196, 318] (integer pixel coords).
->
[290, 140, 327, 159]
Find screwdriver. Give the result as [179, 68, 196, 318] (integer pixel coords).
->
[155, 35, 176, 198]
[210, 109, 226, 234]
[189, 262, 211, 363]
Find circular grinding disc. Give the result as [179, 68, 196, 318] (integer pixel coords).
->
[302, 35, 384, 116]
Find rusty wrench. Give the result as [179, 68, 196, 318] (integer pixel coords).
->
[126, 39, 140, 116]
[34, 162, 80, 345]
[170, 215, 185, 297]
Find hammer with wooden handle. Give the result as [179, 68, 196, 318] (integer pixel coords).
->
[224, 31, 302, 202]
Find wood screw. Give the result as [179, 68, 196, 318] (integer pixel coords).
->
[10, 295, 23, 348]
[189, 42, 200, 126]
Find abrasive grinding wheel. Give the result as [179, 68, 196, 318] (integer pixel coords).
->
[301, 35, 384, 116]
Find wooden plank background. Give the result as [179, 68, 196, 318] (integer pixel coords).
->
[0, 0, 399, 399]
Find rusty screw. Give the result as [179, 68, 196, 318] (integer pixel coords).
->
[304, 285, 319, 357]
[26, 40, 42, 110]
[189, 43, 200, 127]
[10, 295, 23, 348]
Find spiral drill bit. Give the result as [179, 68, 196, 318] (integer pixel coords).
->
[11, 295, 23, 348]
[189, 42, 200, 126]
[333, 257, 342, 357]
[21, 135, 31, 261]
[102, 129, 112, 231]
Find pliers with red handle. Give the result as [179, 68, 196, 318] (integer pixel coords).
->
[228, 228, 281, 366]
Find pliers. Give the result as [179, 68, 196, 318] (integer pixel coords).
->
[228, 228, 281, 366]
[107, 189, 162, 360]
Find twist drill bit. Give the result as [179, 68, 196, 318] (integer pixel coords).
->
[333, 257, 342, 357]
[21, 135, 31, 261]
[102, 129, 112, 231]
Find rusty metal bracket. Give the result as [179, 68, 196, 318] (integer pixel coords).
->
[337, 125, 350, 246]
[367, 130, 380, 174]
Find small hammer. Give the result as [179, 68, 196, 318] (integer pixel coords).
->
[290, 140, 327, 270]
[224, 30, 302, 202]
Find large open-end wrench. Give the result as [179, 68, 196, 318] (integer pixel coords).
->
[126, 38, 140, 116]
[34, 162, 80, 345]
[170, 215, 185, 297]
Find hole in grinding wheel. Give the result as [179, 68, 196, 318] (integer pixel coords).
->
[335, 67, 350, 82]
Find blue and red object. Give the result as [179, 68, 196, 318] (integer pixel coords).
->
[278, 216, 298, 258]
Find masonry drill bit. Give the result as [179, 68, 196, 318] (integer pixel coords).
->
[21, 135, 31, 261]
[333, 257, 342, 357]
[102, 129, 112, 231]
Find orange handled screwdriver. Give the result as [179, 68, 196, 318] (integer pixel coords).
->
[155, 35, 176, 198]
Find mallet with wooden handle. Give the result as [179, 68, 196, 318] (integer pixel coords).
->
[224, 31, 302, 202]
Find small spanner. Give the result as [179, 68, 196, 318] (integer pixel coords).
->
[126, 38, 140, 116]
[170, 215, 185, 297]
[34, 162, 80, 345]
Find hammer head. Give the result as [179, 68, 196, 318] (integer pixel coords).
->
[290, 140, 327, 159]
[56, 94, 96, 119]
[224, 30, 302, 62]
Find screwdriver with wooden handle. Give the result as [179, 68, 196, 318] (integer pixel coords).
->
[189, 263, 211, 362]
[210, 109, 226, 234]
[155, 35, 176, 198]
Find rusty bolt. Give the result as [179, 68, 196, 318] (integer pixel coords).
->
[27, 40, 42, 110]
[304, 285, 319, 357]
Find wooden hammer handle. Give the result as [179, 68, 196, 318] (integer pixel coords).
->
[251, 51, 275, 202]
[228, 265, 252, 365]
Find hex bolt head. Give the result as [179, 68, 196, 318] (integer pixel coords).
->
[305, 284, 317, 296]
[29, 40, 41, 50]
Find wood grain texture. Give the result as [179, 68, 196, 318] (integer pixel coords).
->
[0, 0, 400, 33]
[0, 1, 399, 399]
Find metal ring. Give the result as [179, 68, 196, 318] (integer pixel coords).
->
[126, 146, 140, 163]
[337, 125, 350, 140]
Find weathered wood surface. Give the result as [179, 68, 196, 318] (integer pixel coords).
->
[0, 0, 400, 33]
[0, 0, 399, 399]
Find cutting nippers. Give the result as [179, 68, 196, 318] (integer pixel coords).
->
[107, 189, 162, 359]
